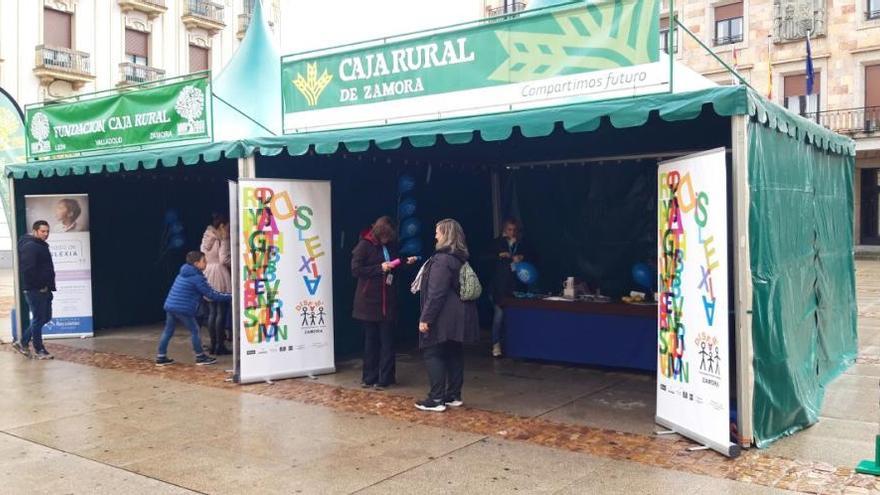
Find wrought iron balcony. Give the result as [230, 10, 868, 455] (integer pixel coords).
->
[237, 13, 251, 40]
[117, 0, 167, 19]
[487, 1, 527, 17]
[118, 62, 165, 86]
[182, 0, 225, 35]
[806, 107, 880, 134]
[714, 34, 744, 46]
[33, 45, 94, 90]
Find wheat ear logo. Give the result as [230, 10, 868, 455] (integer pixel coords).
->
[293, 62, 333, 107]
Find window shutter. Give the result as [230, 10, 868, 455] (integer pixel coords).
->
[866, 65, 880, 108]
[715, 2, 743, 21]
[44, 8, 72, 49]
[189, 45, 210, 72]
[125, 29, 149, 60]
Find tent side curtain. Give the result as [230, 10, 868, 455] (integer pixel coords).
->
[5, 140, 247, 179]
[747, 90, 856, 156]
[249, 85, 751, 157]
[748, 120, 857, 448]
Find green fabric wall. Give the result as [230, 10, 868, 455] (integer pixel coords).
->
[748, 121, 857, 447]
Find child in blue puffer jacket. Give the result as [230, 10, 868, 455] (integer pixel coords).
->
[156, 251, 232, 366]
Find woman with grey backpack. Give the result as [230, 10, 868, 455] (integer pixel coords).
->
[411, 218, 481, 412]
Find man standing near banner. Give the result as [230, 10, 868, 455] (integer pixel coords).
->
[12, 221, 55, 359]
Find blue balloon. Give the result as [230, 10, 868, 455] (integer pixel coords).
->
[398, 175, 416, 194]
[632, 262, 655, 290]
[164, 209, 179, 224]
[399, 197, 417, 218]
[400, 218, 421, 239]
[400, 238, 423, 255]
[513, 262, 538, 285]
[170, 222, 184, 234]
[169, 235, 185, 249]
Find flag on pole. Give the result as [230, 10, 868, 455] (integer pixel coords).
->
[731, 46, 740, 84]
[767, 35, 773, 99]
[805, 32, 815, 95]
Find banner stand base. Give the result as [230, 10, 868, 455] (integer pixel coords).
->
[656, 416, 742, 458]
[237, 366, 336, 386]
[655, 429, 677, 436]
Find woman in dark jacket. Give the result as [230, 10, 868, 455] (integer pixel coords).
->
[488, 218, 534, 358]
[352, 216, 415, 389]
[413, 218, 479, 412]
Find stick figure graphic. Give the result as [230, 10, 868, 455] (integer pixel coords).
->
[317, 307, 325, 325]
[300, 307, 309, 326]
[713, 346, 722, 375]
[707, 344, 716, 374]
[309, 308, 317, 326]
[699, 342, 709, 371]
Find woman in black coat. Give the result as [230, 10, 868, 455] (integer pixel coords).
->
[351, 216, 415, 389]
[413, 218, 479, 412]
[488, 218, 535, 358]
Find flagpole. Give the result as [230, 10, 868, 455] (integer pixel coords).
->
[767, 34, 773, 100]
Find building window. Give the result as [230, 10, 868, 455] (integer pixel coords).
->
[866, 65, 880, 131]
[870, 0, 880, 19]
[125, 29, 149, 66]
[714, 3, 744, 46]
[659, 17, 678, 53]
[44, 8, 73, 49]
[189, 44, 210, 72]
[783, 73, 821, 117]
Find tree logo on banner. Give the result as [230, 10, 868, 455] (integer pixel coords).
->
[293, 62, 333, 107]
[29, 112, 50, 154]
[489, 1, 659, 83]
[174, 85, 206, 136]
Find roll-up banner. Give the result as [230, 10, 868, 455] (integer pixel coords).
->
[24, 194, 93, 338]
[656, 148, 738, 457]
[236, 179, 335, 383]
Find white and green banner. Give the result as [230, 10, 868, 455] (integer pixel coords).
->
[25, 75, 211, 160]
[656, 148, 734, 457]
[282, 0, 664, 132]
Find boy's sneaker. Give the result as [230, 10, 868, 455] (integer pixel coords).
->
[492, 343, 502, 358]
[414, 399, 447, 412]
[155, 356, 175, 367]
[195, 354, 217, 366]
[11, 342, 31, 358]
[445, 399, 464, 407]
[34, 350, 53, 360]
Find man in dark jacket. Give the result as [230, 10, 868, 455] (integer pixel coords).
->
[155, 251, 231, 366]
[13, 221, 56, 359]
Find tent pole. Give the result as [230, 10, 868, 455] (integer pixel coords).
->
[731, 114, 754, 447]
[4, 176, 20, 344]
[238, 155, 256, 179]
[491, 169, 501, 236]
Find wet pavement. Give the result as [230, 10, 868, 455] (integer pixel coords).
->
[1, 261, 879, 493]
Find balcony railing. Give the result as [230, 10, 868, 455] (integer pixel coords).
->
[869, 8, 880, 20]
[118, 0, 167, 18]
[487, 1, 527, 17]
[237, 13, 251, 39]
[119, 62, 165, 85]
[183, 0, 225, 24]
[714, 34, 744, 46]
[806, 107, 880, 134]
[34, 45, 92, 75]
